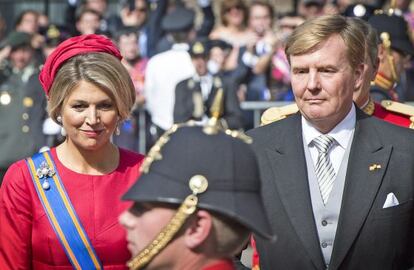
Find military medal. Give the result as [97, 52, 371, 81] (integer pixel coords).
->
[0, 91, 11, 105]
[23, 97, 34, 107]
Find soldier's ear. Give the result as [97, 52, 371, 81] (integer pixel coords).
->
[377, 45, 387, 64]
[183, 210, 213, 249]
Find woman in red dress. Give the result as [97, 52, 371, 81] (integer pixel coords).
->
[0, 34, 145, 269]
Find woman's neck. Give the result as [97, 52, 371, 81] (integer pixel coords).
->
[56, 140, 119, 175]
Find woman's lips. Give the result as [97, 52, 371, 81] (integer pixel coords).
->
[80, 129, 104, 137]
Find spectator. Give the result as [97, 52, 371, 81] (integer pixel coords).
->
[154, 0, 215, 56]
[208, 39, 233, 76]
[75, 8, 102, 35]
[239, 0, 278, 102]
[210, 0, 252, 72]
[270, 13, 304, 101]
[297, 0, 326, 19]
[0, 31, 47, 184]
[113, 28, 149, 151]
[144, 5, 196, 143]
[14, 9, 45, 60]
[65, 0, 112, 36]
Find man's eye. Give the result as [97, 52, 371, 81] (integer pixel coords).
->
[294, 69, 307, 74]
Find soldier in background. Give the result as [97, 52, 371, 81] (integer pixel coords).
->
[119, 120, 274, 270]
[352, 17, 414, 129]
[0, 31, 46, 184]
[174, 39, 243, 130]
[368, 11, 414, 101]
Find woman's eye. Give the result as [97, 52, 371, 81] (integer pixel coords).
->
[71, 104, 86, 110]
[99, 103, 114, 110]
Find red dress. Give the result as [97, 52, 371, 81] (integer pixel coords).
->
[0, 148, 144, 270]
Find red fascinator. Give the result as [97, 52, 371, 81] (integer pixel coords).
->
[39, 34, 122, 96]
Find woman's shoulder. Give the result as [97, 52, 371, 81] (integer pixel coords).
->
[119, 148, 145, 167]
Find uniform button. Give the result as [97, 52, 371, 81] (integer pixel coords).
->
[322, 220, 328, 226]
[22, 113, 29, 120]
[22, 125, 30, 133]
[321, 242, 328, 248]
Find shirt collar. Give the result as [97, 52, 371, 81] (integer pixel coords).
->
[302, 103, 356, 149]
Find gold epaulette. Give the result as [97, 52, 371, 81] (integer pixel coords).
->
[260, 103, 299, 126]
[381, 100, 414, 129]
[381, 100, 414, 116]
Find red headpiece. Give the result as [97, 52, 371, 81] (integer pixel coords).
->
[39, 34, 122, 96]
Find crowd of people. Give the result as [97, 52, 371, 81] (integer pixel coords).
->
[0, 0, 414, 269]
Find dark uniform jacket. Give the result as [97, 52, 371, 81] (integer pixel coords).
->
[247, 108, 414, 270]
[0, 64, 46, 172]
[174, 75, 243, 130]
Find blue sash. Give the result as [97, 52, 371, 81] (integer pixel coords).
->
[26, 151, 103, 270]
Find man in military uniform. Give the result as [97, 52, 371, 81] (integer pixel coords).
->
[0, 31, 47, 184]
[119, 119, 274, 270]
[174, 39, 243, 130]
[368, 10, 414, 102]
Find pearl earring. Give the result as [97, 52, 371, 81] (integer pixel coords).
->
[57, 116, 67, 137]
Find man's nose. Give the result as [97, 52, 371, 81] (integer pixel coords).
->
[306, 70, 321, 91]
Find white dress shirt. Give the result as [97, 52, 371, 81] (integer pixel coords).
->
[302, 104, 356, 174]
[144, 43, 195, 130]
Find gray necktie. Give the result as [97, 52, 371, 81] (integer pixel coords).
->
[313, 135, 336, 205]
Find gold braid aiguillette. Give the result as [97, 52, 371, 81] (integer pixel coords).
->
[127, 175, 208, 270]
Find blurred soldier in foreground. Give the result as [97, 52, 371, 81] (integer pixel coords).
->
[119, 118, 274, 269]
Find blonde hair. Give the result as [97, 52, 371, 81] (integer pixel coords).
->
[347, 17, 378, 67]
[285, 15, 365, 69]
[47, 52, 135, 122]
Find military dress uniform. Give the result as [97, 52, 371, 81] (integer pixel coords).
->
[0, 60, 47, 184]
[174, 75, 243, 130]
[368, 11, 414, 102]
[363, 99, 414, 129]
[370, 73, 399, 102]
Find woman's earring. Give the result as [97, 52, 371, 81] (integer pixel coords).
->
[61, 127, 67, 137]
[57, 115, 67, 137]
[115, 125, 121, 136]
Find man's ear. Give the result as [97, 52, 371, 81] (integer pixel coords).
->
[377, 44, 386, 64]
[183, 210, 213, 249]
[354, 62, 365, 90]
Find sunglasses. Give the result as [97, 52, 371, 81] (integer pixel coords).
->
[225, 5, 244, 12]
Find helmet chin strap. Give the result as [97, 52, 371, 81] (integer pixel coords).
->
[127, 176, 208, 270]
[380, 32, 398, 83]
